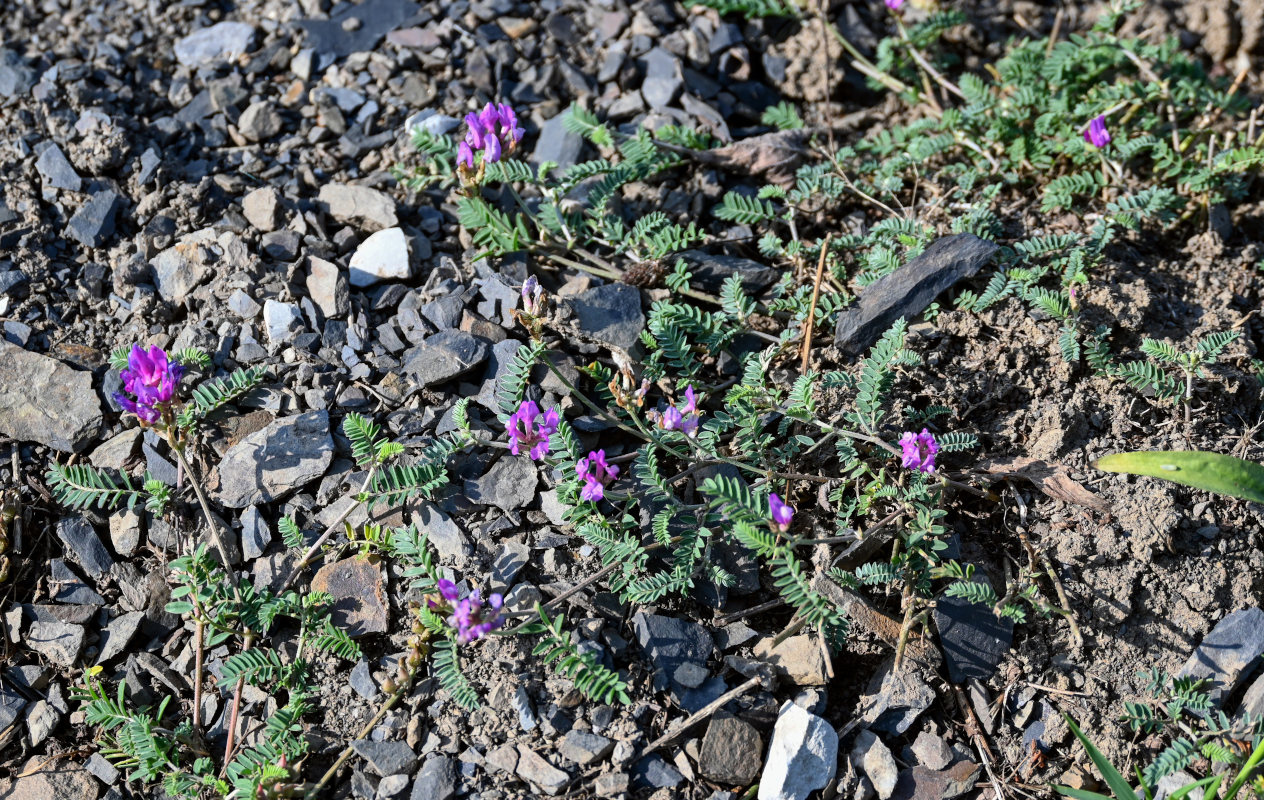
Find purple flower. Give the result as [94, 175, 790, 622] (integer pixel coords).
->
[654, 385, 702, 437]
[769, 493, 794, 532]
[521, 275, 543, 315]
[496, 103, 525, 144]
[899, 428, 940, 473]
[457, 141, 476, 169]
[483, 133, 503, 164]
[464, 112, 487, 150]
[507, 400, 559, 460]
[885, 0, 903, 8]
[114, 345, 183, 425]
[446, 588, 504, 644]
[1084, 115, 1111, 148]
[577, 449, 619, 502]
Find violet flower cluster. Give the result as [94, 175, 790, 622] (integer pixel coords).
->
[648, 385, 702, 437]
[899, 428, 940, 473]
[458, 102, 525, 169]
[1084, 115, 1111, 148]
[508, 400, 559, 460]
[435, 579, 504, 645]
[577, 450, 619, 502]
[114, 345, 184, 426]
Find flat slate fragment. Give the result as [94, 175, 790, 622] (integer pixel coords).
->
[1179, 607, 1264, 705]
[834, 233, 999, 357]
[934, 594, 1013, 684]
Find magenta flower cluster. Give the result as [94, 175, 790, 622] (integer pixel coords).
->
[508, 400, 559, 460]
[1084, 115, 1111, 148]
[114, 345, 184, 425]
[899, 428, 940, 473]
[649, 385, 702, 437]
[521, 275, 544, 315]
[458, 102, 525, 168]
[885, 0, 903, 9]
[435, 579, 504, 645]
[577, 450, 619, 502]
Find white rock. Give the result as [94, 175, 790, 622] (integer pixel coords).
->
[758, 701, 838, 800]
[404, 109, 462, 138]
[173, 22, 255, 68]
[262, 299, 303, 346]
[318, 183, 397, 231]
[348, 227, 410, 287]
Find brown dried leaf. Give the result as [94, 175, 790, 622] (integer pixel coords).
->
[977, 457, 1110, 513]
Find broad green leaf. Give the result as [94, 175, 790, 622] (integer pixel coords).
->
[1094, 451, 1264, 505]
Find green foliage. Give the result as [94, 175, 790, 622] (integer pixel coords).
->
[761, 100, 804, 130]
[520, 604, 631, 705]
[344, 412, 404, 467]
[177, 365, 268, 430]
[684, 0, 796, 17]
[431, 638, 480, 711]
[45, 463, 156, 512]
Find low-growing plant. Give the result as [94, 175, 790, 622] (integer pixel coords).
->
[1059, 671, 1264, 800]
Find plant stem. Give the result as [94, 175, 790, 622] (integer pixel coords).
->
[171, 447, 241, 600]
[310, 679, 412, 797]
[192, 621, 204, 730]
[280, 466, 378, 592]
[221, 631, 254, 774]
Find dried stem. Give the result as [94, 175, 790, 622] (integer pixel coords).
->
[643, 677, 762, 753]
[800, 234, 833, 375]
[191, 621, 204, 730]
[280, 466, 379, 592]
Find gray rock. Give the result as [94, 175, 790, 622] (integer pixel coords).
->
[677, 249, 779, 294]
[1179, 607, 1264, 705]
[0, 55, 37, 98]
[308, 257, 350, 319]
[673, 661, 709, 689]
[0, 687, 26, 732]
[349, 227, 411, 287]
[514, 685, 538, 731]
[242, 186, 282, 232]
[66, 190, 122, 248]
[934, 594, 1013, 685]
[35, 143, 81, 192]
[295, 0, 421, 58]
[515, 745, 569, 795]
[642, 47, 683, 109]
[753, 634, 829, 686]
[889, 761, 981, 800]
[150, 243, 211, 306]
[174, 21, 256, 67]
[240, 505, 271, 560]
[25, 697, 61, 747]
[631, 612, 713, 691]
[530, 112, 583, 172]
[699, 713, 762, 784]
[378, 774, 410, 798]
[633, 754, 684, 789]
[108, 507, 141, 557]
[862, 659, 936, 735]
[311, 556, 388, 637]
[56, 516, 113, 581]
[263, 299, 305, 346]
[852, 730, 898, 800]
[350, 660, 378, 700]
[485, 743, 518, 775]
[238, 101, 283, 142]
[97, 611, 145, 664]
[465, 455, 538, 512]
[567, 282, 644, 352]
[758, 701, 838, 800]
[595, 772, 629, 797]
[319, 184, 398, 232]
[411, 756, 458, 800]
[558, 730, 614, 766]
[214, 411, 334, 508]
[492, 540, 530, 589]
[402, 331, 489, 387]
[834, 234, 998, 357]
[352, 740, 418, 777]
[228, 289, 262, 319]
[911, 731, 953, 770]
[50, 559, 104, 605]
[26, 620, 86, 668]
[413, 502, 471, 561]
[0, 342, 103, 452]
